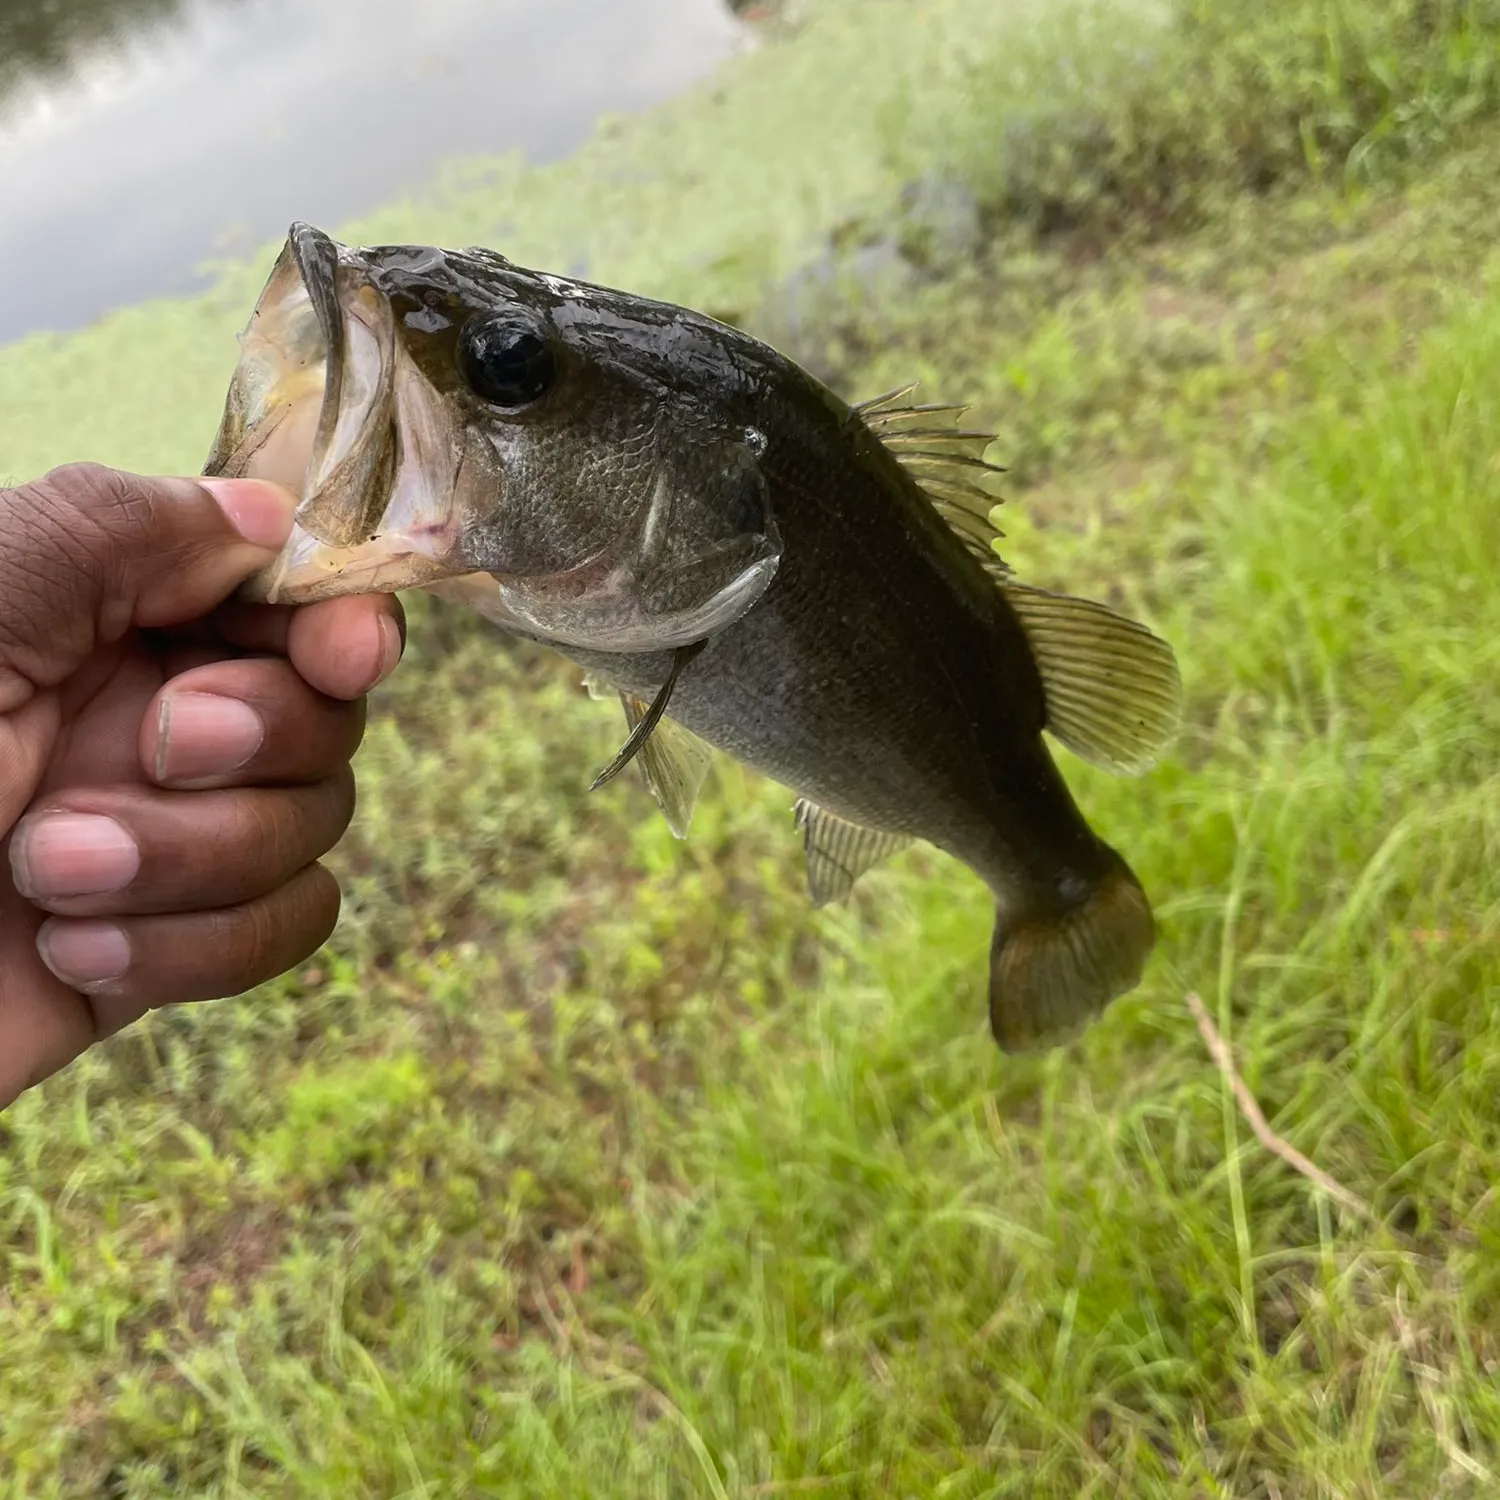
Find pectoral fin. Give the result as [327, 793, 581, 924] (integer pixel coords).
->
[589, 641, 706, 792]
[621, 697, 714, 839]
[794, 799, 911, 905]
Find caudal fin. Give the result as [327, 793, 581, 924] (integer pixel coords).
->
[988, 857, 1155, 1051]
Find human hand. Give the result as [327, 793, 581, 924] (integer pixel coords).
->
[0, 463, 404, 1109]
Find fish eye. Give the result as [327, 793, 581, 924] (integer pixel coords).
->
[458, 317, 556, 408]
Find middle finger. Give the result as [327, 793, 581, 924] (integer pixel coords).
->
[141, 656, 367, 790]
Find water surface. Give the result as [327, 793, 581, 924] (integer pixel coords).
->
[0, 0, 746, 344]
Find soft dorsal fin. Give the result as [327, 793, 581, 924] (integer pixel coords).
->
[853, 382, 1011, 581]
[620, 694, 714, 839]
[793, 799, 911, 906]
[857, 385, 1182, 777]
[1002, 583, 1183, 775]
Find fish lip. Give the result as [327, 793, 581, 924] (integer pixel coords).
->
[282, 222, 403, 549]
[203, 223, 347, 491]
[285, 221, 348, 495]
[286, 222, 342, 311]
[237, 529, 462, 605]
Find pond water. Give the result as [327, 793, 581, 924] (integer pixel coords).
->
[0, 0, 749, 346]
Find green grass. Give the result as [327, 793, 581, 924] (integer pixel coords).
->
[3, 0, 1500, 1494]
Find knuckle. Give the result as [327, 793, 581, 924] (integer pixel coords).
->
[42, 463, 160, 560]
[343, 698, 369, 759]
[28, 463, 159, 564]
[244, 887, 284, 966]
[31, 462, 180, 579]
[292, 772, 356, 860]
[223, 779, 352, 889]
[244, 795, 289, 864]
[308, 698, 367, 769]
[331, 693, 369, 762]
[37, 461, 130, 508]
[220, 866, 339, 986]
[212, 797, 299, 896]
[327, 766, 358, 833]
[40, 461, 153, 519]
[0, 464, 179, 681]
[305, 865, 343, 941]
[0, 472, 105, 679]
[202, 893, 279, 984]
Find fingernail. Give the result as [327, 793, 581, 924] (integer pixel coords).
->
[199, 478, 296, 551]
[10, 814, 141, 900]
[374, 613, 404, 687]
[155, 693, 265, 786]
[37, 920, 131, 992]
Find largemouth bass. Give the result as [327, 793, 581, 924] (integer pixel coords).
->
[204, 223, 1183, 1050]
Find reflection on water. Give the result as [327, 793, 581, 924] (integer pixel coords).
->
[1, 0, 200, 100]
[0, 0, 747, 345]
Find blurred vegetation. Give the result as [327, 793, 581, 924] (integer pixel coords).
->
[895, 0, 1500, 235]
[3, 0, 1500, 1495]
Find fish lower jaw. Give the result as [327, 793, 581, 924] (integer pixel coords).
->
[240, 531, 461, 604]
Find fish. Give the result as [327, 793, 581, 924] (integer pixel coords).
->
[204, 222, 1183, 1051]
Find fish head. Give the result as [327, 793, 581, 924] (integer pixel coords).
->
[205, 224, 782, 652]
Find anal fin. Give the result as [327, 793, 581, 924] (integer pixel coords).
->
[794, 799, 911, 906]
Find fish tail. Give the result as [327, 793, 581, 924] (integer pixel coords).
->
[987, 850, 1155, 1051]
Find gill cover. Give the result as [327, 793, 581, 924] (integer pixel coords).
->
[477, 434, 781, 653]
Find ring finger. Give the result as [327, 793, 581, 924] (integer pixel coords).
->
[9, 770, 354, 918]
[141, 656, 368, 790]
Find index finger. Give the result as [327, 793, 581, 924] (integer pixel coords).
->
[211, 593, 407, 700]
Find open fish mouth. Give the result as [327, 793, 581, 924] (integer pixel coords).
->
[202, 224, 785, 655]
[203, 222, 467, 604]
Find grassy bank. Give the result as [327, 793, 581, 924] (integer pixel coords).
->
[3, 0, 1500, 1495]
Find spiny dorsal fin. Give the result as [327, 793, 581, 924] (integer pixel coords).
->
[793, 799, 911, 906]
[854, 383, 1011, 580]
[621, 694, 714, 840]
[1002, 583, 1183, 775]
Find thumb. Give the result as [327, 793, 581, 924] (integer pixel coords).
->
[0, 464, 295, 696]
